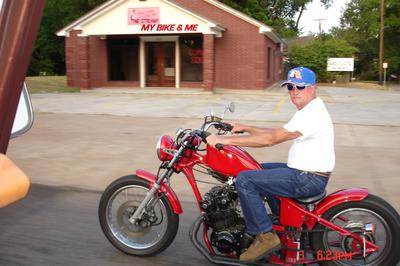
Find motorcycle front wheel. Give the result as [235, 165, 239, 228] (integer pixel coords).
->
[98, 175, 179, 256]
[312, 194, 400, 266]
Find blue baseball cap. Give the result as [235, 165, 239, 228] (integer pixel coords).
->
[281, 67, 316, 87]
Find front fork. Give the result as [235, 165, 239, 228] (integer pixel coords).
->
[129, 144, 186, 224]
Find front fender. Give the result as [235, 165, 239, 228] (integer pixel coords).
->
[305, 188, 368, 228]
[136, 169, 183, 215]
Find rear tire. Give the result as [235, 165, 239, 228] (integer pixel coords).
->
[98, 175, 179, 256]
[312, 194, 400, 266]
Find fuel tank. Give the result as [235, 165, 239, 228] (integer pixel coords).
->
[205, 145, 262, 177]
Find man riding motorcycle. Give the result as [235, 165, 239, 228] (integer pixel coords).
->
[206, 66, 334, 262]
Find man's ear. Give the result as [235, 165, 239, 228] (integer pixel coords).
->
[310, 85, 317, 97]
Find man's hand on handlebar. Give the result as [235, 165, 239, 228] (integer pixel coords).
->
[203, 120, 246, 149]
[225, 122, 246, 134]
[206, 134, 225, 149]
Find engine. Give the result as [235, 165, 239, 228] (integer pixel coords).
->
[200, 184, 253, 255]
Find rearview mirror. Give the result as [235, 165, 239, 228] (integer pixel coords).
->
[221, 102, 235, 119]
[11, 83, 34, 138]
[228, 102, 235, 113]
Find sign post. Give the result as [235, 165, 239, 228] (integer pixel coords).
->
[383, 62, 388, 86]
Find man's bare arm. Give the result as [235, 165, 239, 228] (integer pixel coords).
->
[207, 127, 301, 148]
[229, 123, 275, 135]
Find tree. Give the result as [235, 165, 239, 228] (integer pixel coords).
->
[220, 0, 333, 37]
[287, 35, 357, 82]
[331, 0, 400, 80]
[28, 0, 107, 76]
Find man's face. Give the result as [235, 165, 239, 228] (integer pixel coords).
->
[287, 84, 316, 110]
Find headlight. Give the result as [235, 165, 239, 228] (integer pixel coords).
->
[156, 135, 175, 161]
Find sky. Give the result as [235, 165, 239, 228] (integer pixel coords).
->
[298, 0, 352, 36]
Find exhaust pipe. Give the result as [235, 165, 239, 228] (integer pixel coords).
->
[189, 215, 272, 266]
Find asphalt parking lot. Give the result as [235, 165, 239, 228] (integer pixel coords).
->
[3, 86, 400, 265]
[32, 86, 400, 126]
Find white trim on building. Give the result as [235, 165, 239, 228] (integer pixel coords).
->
[56, 0, 225, 37]
[56, 0, 283, 45]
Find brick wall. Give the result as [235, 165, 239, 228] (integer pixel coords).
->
[65, 30, 91, 89]
[264, 36, 283, 88]
[66, 32, 110, 88]
[88, 36, 107, 88]
[77, 36, 90, 88]
[65, 0, 283, 90]
[203, 34, 215, 90]
[65, 30, 80, 87]
[174, 0, 283, 90]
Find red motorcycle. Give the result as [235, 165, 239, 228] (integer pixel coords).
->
[99, 104, 400, 265]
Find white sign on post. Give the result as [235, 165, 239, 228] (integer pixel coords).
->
[383, 62, 388, 69]
[327, 58, 354, 72]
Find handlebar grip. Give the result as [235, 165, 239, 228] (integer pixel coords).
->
[222, 123, 233, 132]
[201, 131, 211, 143]
[215, 122, 233, 132]
[215, 143, 223, 150]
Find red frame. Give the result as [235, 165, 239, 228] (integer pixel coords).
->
[139, 139, 379, 265]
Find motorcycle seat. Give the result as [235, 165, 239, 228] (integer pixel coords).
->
[294, 190, 327, 204]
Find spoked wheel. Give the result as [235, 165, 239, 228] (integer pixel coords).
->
[99, 175, 179, 256]
[312, 194, 400, 266]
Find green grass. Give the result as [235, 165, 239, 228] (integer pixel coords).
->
[25, 76, 80, 93]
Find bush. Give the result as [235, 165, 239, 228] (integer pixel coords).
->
[287, 36, 358, 82]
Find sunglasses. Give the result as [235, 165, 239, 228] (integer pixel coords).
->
[287, 84, 306, 91]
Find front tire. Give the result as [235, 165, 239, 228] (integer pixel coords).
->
[98, 175, 179, 256]
[312, 194, 400, 266]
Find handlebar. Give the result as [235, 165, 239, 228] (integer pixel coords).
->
[190, 121, 234, 151]
[215, 122, 233, 132]
[197, 128, 225, 151]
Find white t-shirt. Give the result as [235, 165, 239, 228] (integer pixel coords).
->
[283, 97, 335, 172]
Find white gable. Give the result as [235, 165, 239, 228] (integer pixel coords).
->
[57, 0, 224, 37]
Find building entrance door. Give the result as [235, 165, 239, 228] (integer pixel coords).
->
[146, 42, 175, 87]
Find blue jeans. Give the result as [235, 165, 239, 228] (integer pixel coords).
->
[235, 163, 328, 235]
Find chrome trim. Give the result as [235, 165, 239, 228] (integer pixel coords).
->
[106, 184, 168, 250]
[176, 128, 185, 136]
[156, 135, 163, 160]
[323, 207, 390, 265]
[11, 83, 34, 139]
[364, 223, 374, 233]
[129, 183, 161, 223]
[203, 122, 220, 132]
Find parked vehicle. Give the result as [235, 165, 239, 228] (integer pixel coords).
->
[99, 104, 400, 266]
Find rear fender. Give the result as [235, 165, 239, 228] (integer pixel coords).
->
[135, 169, 183, 215]
[305, 188, 368, 228]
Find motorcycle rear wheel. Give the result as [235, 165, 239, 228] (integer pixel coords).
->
[98, 175, 179, 256]
[312, 194, 400, 266]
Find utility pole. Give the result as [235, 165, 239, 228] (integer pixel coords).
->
[379, 0, 385, 84]
[314, 18, 327, 36]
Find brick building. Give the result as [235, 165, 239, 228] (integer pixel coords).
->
[57, 0, 286, 91]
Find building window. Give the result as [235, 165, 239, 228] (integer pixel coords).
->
[180, 35, 203, 82]
[108, 38, 139, 81]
